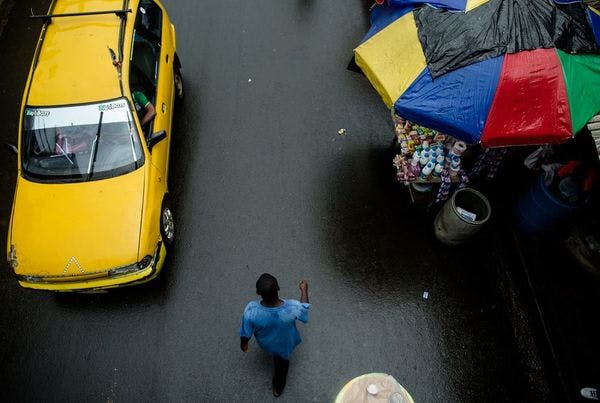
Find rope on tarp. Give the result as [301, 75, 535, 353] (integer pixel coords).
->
[587, 114, 600, 159]
[585, 0, 600, 9]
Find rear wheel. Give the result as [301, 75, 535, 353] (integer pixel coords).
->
[160, 198, 175, 249]
[174, 66, 184, 105]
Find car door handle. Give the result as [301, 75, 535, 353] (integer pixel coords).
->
[162, 102, 166, 113]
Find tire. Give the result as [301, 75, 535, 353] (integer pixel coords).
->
[174, 66, 184, 107]
[160, 198, 175, 249]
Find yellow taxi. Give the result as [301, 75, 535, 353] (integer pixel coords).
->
[6, 0, 183, 291]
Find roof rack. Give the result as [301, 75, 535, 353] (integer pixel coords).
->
[30, 9, 132, 23]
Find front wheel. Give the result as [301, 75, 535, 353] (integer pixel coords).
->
[160, 198, 175, 249]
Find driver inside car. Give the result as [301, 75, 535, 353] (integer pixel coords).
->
[132, 90, 156, 128]
[54, 127, 90, 155]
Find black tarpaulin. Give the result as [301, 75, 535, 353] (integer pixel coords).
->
[414, 0, 600, 78]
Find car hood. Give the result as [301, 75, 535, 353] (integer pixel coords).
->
[10, 168, 145, 277]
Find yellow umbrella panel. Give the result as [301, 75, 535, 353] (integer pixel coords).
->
[354, 12, 427, 109]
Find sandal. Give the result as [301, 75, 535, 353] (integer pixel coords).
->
[272, 386, 282, 397]
[581, 387, 599, 400]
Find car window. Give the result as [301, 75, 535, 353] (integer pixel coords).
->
[138, 0, 162, 41]
[130, 0, 163, 137]
[130, 0, 162, 88]
[21, 100, 144, 182]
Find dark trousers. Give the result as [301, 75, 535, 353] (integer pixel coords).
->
[273, 355, 290, 392]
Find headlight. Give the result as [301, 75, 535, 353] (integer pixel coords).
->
[138, 255, 153, 269]
[108, 255, 152, 277]
[108, 263, 140, 277]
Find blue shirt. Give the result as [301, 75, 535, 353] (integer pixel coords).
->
[240, 299, 310, 359]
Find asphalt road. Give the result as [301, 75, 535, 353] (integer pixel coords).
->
[1, 1, 536, 401]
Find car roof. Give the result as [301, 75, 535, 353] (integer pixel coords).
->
[27, 0, 137, 106]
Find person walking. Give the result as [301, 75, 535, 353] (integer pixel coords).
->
[240, 273, 310, 397]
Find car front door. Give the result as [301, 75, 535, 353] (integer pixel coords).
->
[130, 0, 174, 180]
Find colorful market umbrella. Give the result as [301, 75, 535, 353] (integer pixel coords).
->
[355, 0, 600, 147]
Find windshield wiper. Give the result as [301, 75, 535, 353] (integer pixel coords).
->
[55, 141, 74, 165]
[125, 109, 138, 168]
[87, 111, 104, 179]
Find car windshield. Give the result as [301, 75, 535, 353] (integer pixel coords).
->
[21, 99, 144, 182]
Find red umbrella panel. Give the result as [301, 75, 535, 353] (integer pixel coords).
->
[481, 49, 572, 148]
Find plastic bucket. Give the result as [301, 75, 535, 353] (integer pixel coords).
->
[434, 188, 491, 245]
[515, 175, 579, 237]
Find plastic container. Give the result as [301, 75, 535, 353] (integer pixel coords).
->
[420, 162, 434, 180]
[451, 140, 467, 156]
[515, 175, 580, 237]
[434, 188, 491, 245]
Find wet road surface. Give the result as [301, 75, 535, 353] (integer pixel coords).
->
[1, 1, 535, 401]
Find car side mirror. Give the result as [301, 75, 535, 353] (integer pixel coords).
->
[147, 130, 167, 151]
[4, 143, 17, 155]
